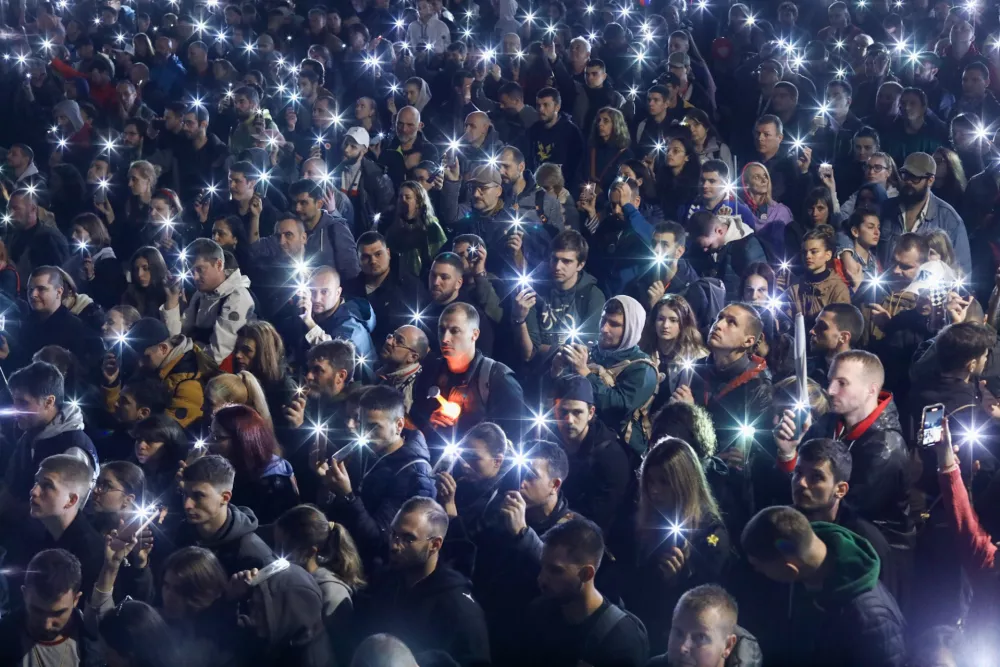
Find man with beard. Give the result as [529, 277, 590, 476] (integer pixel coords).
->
[378, 106, 440, 189]
[317, 387, 436, 562]
[441, 162, 549, 280]
[876, 152, 970, 274]
[647, 585, 757, 667]
[912, 52, 954, 121]
[208, 160, 278, 237]
[175, 105, 230, 205]
[226, 86, 276, 156]
[491, 82, 538, 156]
[517, 518, 649, 667]
[331, 126, 394, 238]
[808, 303, 864, 384]
[423, 253, 494, 356]
[552, 374, 631, 536]
[112, 80, 154, 132]
[0, 550, 98, 665]
[358, 498, 491, 666]
[376, 324, 430, 414]
[527, 88, 584, 188]
[498, 145, 563, 232]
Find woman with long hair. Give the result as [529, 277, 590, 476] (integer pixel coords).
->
[148, 187, 188, 258]
[683, 108, 733, 170]
[0, 239, 19, 299]
[622, 437, 731, 654]
[535, 162, 580, 232]
[785, 186, 835, 271]
[233, 321, 298, 423]
[382, 180, 447, 280]
[211, 214, 251, 269]
[741, 162, 794, 259]
[586, 107, 634, 194]
[210, 404, 299, 524]
[131, 414, 191, 501]
[67, 212, 124, 308]
[132, 33, 155, 65]
[204, 371, 273, 430]
[122, 246, 170, 318]
[932, 146, 967, 212]
[654, 134, 701, 221]
[90, 460, 146, 515]
[639, 295, 709, 407]
[107, 160, 159, 261]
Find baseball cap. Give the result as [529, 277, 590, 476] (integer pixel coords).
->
[667, 51, 691, 68]
[127, 318, 171, 352]
[901, 152, 936, 178]
[469, 165, 501, 186]
[344, 126, 370, 146]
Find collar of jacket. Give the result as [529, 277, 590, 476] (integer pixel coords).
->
[836, 390, 893, 441]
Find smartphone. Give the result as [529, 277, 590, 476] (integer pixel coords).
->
[249, 558, 291, 587]
[94, 188, 107, 204]
[920, 403, 945, 447]
[679, 364, 694, 387]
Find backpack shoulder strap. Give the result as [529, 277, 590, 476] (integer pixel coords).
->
[477, 356, 496, 406]
[582, 603, 628, 660]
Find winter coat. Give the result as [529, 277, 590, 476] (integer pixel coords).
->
[161, 269, 255, 365]
[63, 246, 125, 309]
[382, 214, 448, 280]
[325, 428, 436, 564]
[787, 269, 852, 326]
[251, 211, 361, 281]
[171, 504, 275, 575]
[624, 259, 713, 329]
[804, 393, 915, 548]
[358, 565, 491, 667]
[102, 335, 213, 427]
[784, 522, 906, 667]
[17, 304, 103, 372]
[303, 299, 378, 383]
[332, 155, 395, 238]
[689, 354, 773, 439]
[684, 217, 768, 300]
[343, 269, 429, 346]
[504, 171, 565, 233]
[587, 345, 659, 455]
[877, 193, 971, 275]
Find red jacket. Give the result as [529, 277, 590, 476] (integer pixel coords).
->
[50, 58, 118, 114]
[939, 466, 996, 575]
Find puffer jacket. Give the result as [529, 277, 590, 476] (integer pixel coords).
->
[304, 298, 378, 383]
[803, 392, 915, 548]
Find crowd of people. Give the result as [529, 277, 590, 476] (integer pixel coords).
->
[3, 0, 1000, 664]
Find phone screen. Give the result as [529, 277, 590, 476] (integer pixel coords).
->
[920, 404, 945, 447]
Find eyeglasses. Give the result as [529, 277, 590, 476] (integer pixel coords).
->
[386, 333, 418, 355]
[95, 479, 125, 494]
[389, 529, 439, 546]
[900, 170, 930, 183]
[863, 163, 887, 172]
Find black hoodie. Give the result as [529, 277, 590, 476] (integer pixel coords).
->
[171, 504, 275, 575]
[558, 419, 632, 537]
[246, 563, 334, 667]
[527, 114, 584, 185]
[358, 564, 491, 667]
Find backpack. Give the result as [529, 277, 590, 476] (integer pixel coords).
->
[475, 356, 513, 405]
[581, 604, 630, 662]
[587, 357, 659, 444]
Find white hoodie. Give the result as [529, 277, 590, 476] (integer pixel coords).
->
[161, 269, 255, 364]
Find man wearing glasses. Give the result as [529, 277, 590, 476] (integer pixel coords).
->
[377, 324, 430, 414]
[876, 151, 970, 274]
[358, 497, 491, 666]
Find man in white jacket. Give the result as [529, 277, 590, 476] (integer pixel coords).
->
[161, 238, 255, 366]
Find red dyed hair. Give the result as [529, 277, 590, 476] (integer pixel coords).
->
[213, 404, 277, 478]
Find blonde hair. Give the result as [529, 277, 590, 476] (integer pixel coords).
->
[206, 371, 272, 431]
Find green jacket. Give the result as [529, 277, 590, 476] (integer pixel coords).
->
[587, 345, 658, 455]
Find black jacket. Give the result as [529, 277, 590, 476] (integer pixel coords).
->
[326, 428, 436, 565]
[804, 393, 915, 548]
[358, 564, 492, 667]
[332, 155, 394, 238]
[689, 354, 772, 438]
[558, 419, 632, 537]
[527, 114, 584, 185]
[647, 626, 762, 667]
[17, 305, 104, 372]
[0, 608, 101, 667]
[10, 221, 69, 281]
[171, 504, 275, 575]
[344, 270, 429, 347]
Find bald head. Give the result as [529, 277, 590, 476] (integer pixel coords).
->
[398, 324, 430, 360]
[302, 157, 329, 183]
[395, 106, 422, 144]
[309, 266, 343, 314]
[463, 111, 491, 146]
